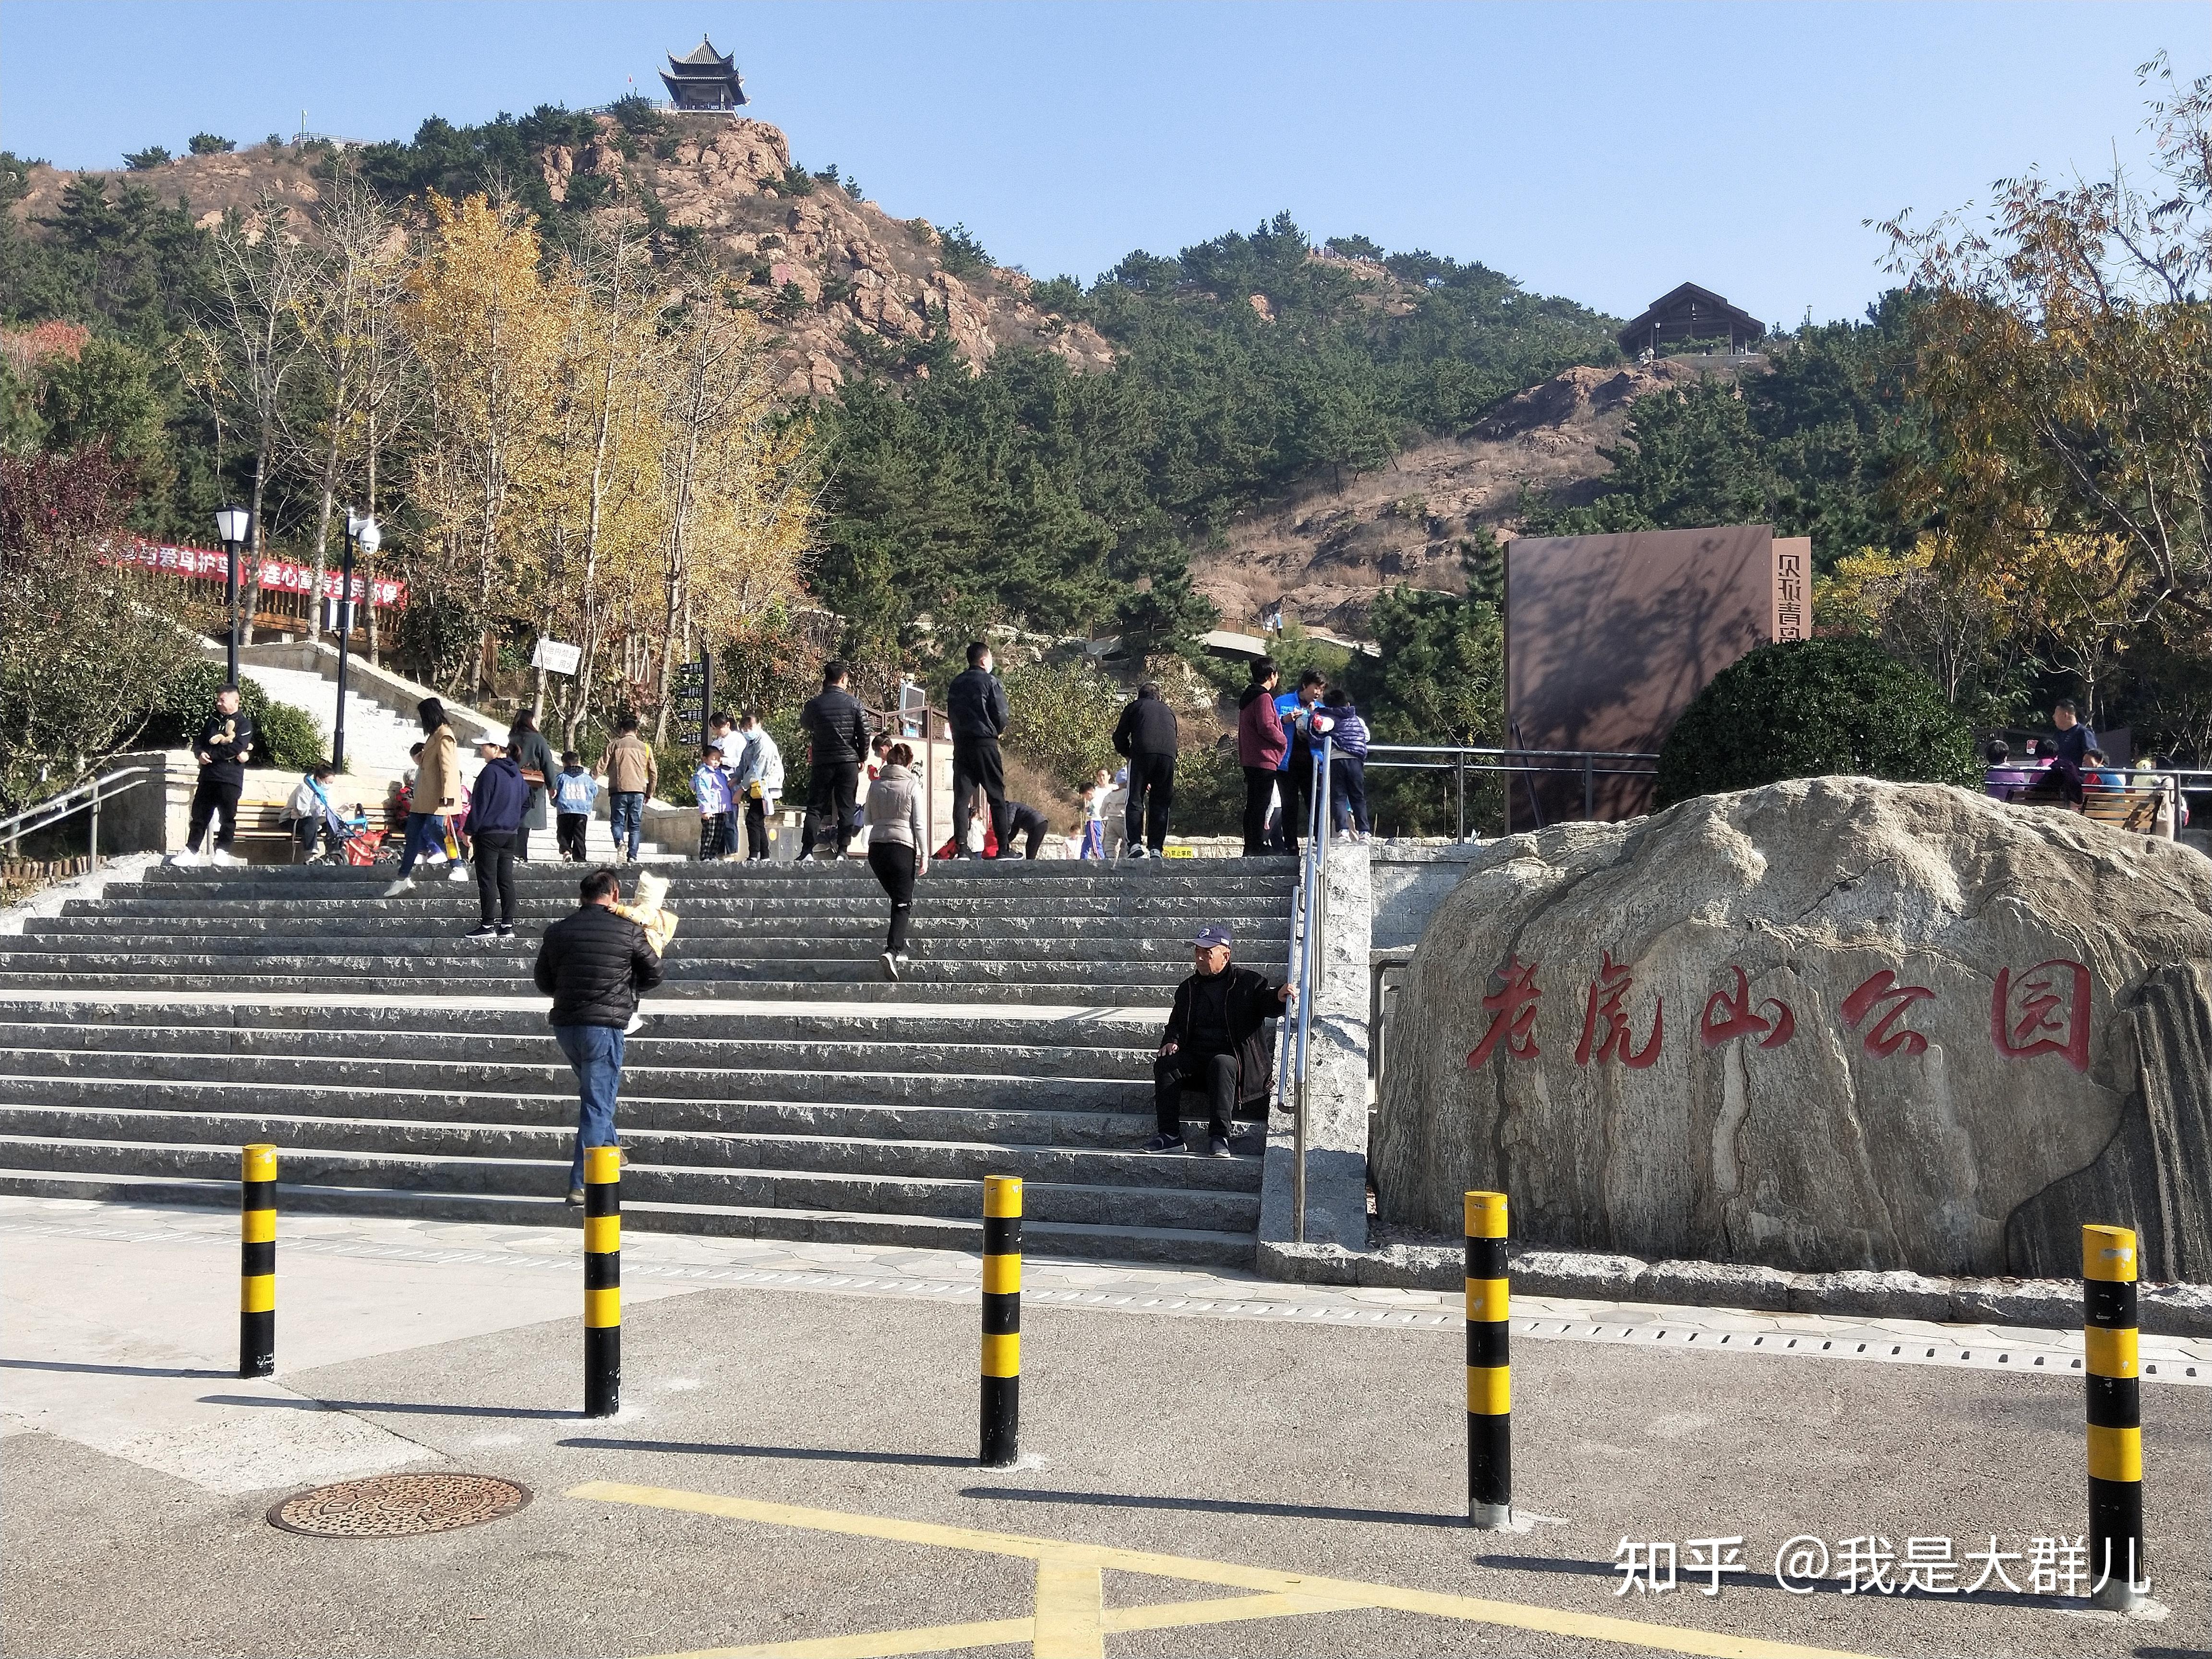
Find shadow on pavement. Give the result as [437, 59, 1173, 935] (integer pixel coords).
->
[1479, 1554, 2098, 1612]
[963, 1485, 1466, 1529]
[198, 1393, 577, 1420]
[561, 1435, 972, 1468]
[4, 1358, 231, 1379]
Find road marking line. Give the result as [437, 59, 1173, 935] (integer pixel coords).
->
[570, 1482, 1876, 1659]
[1032, 1560, 1103, 1659]
[1099, 1590, 1353, 1631]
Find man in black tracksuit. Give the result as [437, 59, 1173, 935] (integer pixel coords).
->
[799, 660, 870, 860]
[534, 867, 665, 1202]
[1001, 800, 1051, 860]
[186, 685, 257, 863]
[1112, 681, 1179, 858]
[1148, 925, 1295, 1156]
[947, 640, 1012, 858]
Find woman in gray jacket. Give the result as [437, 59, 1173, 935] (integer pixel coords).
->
[507, 710, 558, 862]
[863, 742, 928, 979]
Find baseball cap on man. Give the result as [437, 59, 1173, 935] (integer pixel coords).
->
[1192, 926, 1233, 950]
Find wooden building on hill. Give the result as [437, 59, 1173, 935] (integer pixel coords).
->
[1616, 283, 1764, 356]
[661, 38, 748, 111]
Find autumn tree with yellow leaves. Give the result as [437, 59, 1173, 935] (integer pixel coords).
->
[1878, 56, 2212, 730]
[391, 192, 813, 728]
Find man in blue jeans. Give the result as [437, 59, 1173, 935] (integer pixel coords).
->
[532, 867, 665, 1202]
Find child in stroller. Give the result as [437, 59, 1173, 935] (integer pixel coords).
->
[285, 765, 376, 864]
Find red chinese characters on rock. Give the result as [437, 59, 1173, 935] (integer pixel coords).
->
[1575, 950, 1662, 1068]
[1466, 958, 1543, 1069]
[1992, 960, 2092, 1071]
[1698, 966, 1795, 1049]
[1840, 969, 1937, 1058]
[1468, 951, 2097, 1071]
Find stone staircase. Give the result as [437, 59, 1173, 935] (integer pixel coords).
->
[0, 857, 1299, 1265]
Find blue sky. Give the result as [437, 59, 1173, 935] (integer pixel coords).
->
[2, 1, 2201, 327]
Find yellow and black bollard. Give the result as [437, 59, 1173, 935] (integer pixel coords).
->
[583, 1145, 621, 1418]
[2083, 1222, 2146, 1609]
[239, 1143, 276, 1379]
[1466, 1190, 1511, 1529]
[980, 1175, 1021, 1468]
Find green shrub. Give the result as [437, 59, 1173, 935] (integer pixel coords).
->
[1654, 637, 1980, 808]
[1169, 736, 1243, 836]
[140, 662, 325, 771]
[938, 222, 990, 278]
[254, 698, 324, 771]
[1002, 661, 1122, 789]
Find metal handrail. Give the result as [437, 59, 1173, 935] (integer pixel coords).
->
[0, 766, 156, 868]
[1360, 742, 1660, 838]
[1367, 744, 1661, 761]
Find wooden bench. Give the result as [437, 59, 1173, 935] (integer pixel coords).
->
[2083, 789, 2166, 835]
[2007, 784, 2166, 836]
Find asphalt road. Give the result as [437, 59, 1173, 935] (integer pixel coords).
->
[7, 1274, 2204, 1659]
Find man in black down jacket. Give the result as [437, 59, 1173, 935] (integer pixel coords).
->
[1148, 925, 1294, 1157]
[799, 660, 870, 860]
[946, 640, 1012, 857]
[1112, 682, 1180, 858]
[534, 867, 665, 1202]
[182, 684, 256, 865]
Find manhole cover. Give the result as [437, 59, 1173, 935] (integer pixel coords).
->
[268, 1473, 531, 1538]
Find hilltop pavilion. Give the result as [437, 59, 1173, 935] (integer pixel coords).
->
[1615, 283, 1764, 356]
[660, 38, 748, 112]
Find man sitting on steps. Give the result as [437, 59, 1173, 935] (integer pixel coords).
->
[1148, 925, 1295, 1158]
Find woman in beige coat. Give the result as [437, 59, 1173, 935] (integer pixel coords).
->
[384, 698, 465, 895]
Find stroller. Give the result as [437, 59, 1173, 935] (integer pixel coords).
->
[285, 772, 378, 865]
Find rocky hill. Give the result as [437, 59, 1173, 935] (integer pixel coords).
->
[9, 114, 1114, 400]
[1192, 357, 1751, 636]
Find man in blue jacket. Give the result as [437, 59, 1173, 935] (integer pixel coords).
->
[946, 641, 1012, 857]
[1273, 670, 1325, 853]
[466, 733, 530, 938]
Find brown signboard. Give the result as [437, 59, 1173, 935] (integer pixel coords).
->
[1505, 525, 1786, 829]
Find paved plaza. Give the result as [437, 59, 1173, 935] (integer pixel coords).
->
[3, 1195, 2204, 1658]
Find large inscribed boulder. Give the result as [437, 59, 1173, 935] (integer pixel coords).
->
[1372, 779, 2212, 1280]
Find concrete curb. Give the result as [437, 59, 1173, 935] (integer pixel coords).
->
[1255, 1238, 2212, 1337]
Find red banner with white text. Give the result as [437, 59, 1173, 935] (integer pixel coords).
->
[118, 540, 407, 609]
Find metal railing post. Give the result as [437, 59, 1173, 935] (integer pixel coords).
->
[1454, 752, 1466, 840]
[89, 781, 100, 870]
[1582, 755, 1595, 820]
[333, 529, 355, 774]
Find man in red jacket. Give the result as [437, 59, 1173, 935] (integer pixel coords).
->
[1235, 659, 1286, 856]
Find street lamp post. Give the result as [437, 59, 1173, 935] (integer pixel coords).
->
[334, 511, 380, 775]
[214, 505, 251, 686]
